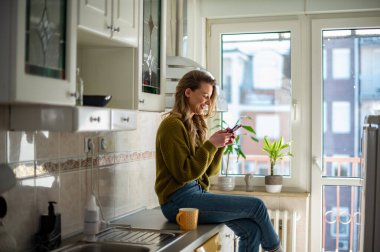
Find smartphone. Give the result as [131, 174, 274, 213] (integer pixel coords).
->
[229, 124, 241, 132]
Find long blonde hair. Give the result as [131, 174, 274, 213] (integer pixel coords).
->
[169, 70, 217, 147]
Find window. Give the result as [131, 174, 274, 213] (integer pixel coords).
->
[221, 31, 292, 177]
[207, 19, 306, 190]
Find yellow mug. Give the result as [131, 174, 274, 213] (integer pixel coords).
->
[176, 208, 199, 231]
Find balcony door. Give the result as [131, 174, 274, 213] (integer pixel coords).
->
[311, 16, 380, 252]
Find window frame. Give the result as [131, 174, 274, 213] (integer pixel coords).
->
[206, 17, 309, 191]
[310, 14, 380, 252]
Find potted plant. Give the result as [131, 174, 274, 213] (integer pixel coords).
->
[262, 136, 293, 193]
[215, 117, 258, 191]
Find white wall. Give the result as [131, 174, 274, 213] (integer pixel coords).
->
[191, 0, 380, 64]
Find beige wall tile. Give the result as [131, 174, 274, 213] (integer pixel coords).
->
[60, 170, 82, 237]
[7, 131, 35, 162]
[59, 132, 84, 158]
[36, 174, 60, 215]
[97, 166, 115, 220]
[114, 130, 140, 152]
[3, 180, 38, 251]
[114, 163, 130, 217]
[35, 131, 60, 160]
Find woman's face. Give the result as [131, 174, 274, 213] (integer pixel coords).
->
[185, 82, 213, 116]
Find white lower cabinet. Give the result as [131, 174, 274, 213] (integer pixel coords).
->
[220, 225, 237, 252]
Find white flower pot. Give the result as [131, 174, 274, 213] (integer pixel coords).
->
[265, 175, 283, 193]
[218, 176, 235, 191]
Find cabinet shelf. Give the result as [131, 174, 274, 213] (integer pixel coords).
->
[9, 105, 137, 132]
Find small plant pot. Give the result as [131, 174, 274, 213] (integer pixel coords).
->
[218, 176, 235, 191]
[265, 175, 283, 193]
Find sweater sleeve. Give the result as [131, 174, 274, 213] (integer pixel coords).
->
[206, 147, 225, 177]
[158, 118, 218, 184]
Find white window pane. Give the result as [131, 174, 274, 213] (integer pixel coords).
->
[221, 31, 291, 176]
[256, 115, 280, 139]
[332, 102, 350, 133]
[332, 48, 350, 79]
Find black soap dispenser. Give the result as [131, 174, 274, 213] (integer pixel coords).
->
[34, 201, 61, 251]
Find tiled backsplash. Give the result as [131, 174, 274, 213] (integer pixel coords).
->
[0, 111, 162, 251]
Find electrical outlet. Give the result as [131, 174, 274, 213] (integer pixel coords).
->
[84, 137, 92, 153]
[99, 137, 107, 152]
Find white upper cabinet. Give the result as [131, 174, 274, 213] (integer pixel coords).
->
[136, 0, 166, 111]
[0, 0, 77, 106]
[78, 0, 138, 47]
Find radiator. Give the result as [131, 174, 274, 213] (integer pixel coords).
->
[260, 209, 298, 252]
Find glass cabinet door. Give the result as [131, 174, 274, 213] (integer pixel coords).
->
[5, 0, 77, 105]
[25, 0, 67, 80]
[142, 0, 161, 94]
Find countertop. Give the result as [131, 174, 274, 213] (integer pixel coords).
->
[112, 208, 225, 252]
[59, 208, 225, 252]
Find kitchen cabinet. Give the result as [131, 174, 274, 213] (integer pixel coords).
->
[111, 109, 137, 131]
[9, 105, 137, 132]
[77, 0, 138, 47]
[10, 105, 110, 132]
[136, 0, 166, 111]
[78, 0, 166, 112]
[0, 0, 77, 106]
[194, 233, 221, 252]
[219, 225, 237, 252]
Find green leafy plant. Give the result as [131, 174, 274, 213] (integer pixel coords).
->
[214, 117, 258, 176]
[262, 136, 293, 176]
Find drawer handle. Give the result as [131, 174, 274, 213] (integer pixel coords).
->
[121, 117, 130, 122]
[90, 116, 101, 123]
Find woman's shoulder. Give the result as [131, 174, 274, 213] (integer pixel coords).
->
[159, 115, 184, 131]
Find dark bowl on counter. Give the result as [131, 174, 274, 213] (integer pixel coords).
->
[83, 95, 112, 107]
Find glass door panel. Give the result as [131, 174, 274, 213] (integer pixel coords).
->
[25, 0, 67, 79]
[221, 32, 292, 176]
[319, 27, 380, 252]
[142, 0, 161, 94]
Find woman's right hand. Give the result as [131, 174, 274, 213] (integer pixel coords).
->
[208, 129, 235, 148]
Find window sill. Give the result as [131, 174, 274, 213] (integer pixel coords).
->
[210, 185, 310, 198]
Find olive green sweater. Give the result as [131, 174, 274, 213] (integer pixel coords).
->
[155, 116, 224, 205]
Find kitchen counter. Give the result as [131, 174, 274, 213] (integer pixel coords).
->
[57, 208, 226, 252]
[112, 208, 225, 252]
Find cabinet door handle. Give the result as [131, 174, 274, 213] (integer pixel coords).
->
[90, 116, 101, 123]
[113, 27, 120, 32]
[139, 99, 145, 104]
[70, 92, 78, 98]
[107, 25, 113, 30]
[121, 117, 130, 122]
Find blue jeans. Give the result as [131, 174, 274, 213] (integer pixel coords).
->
[160, 181, 280, 252]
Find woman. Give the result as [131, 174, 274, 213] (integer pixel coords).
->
[155, 70, 282, 252]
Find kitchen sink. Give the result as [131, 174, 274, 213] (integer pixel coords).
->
[55, 242, 150, 252]
[53, 226, 186, 252]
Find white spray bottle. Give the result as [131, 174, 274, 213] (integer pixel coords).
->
[83, 194, 100, 242]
